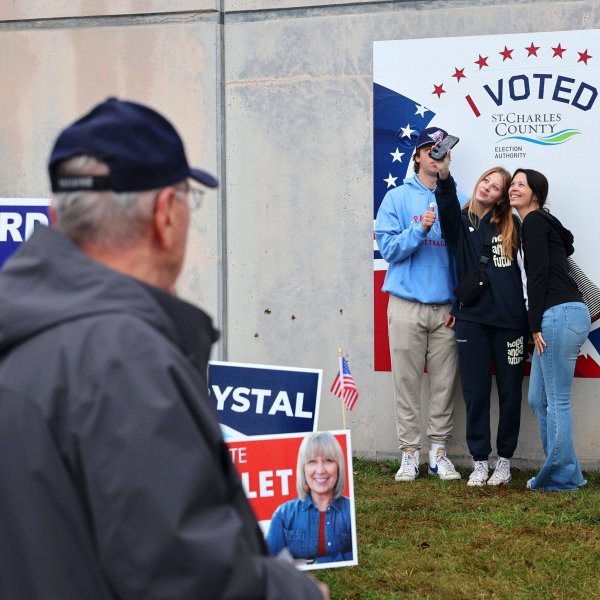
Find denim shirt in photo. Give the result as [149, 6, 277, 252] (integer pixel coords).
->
[266, 495, 353, 563]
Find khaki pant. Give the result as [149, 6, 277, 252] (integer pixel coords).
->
[387, 294, 459, 451]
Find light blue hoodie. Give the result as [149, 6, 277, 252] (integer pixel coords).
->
[375, 175, 456, 304]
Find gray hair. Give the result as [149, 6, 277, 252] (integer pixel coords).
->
[296, 431, 346, 501]
[52, 156, 163, 248]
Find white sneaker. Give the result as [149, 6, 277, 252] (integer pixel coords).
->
[467, 460, 489, 486]
[487, 457, 512, 486]
[428, 447, 461, 480]
[395, 449, 420, 481]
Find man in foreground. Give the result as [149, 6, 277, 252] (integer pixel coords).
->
[0, 98, 326, 599]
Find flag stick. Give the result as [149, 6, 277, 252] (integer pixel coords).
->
[338, 347, 347, 429]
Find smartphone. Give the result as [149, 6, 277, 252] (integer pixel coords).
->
[429, 134, 460, 160]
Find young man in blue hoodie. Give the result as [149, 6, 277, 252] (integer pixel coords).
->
[375, 127, 461, 482]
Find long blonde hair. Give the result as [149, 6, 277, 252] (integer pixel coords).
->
[463, 167, 517, 260]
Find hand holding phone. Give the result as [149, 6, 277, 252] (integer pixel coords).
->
[429, 134, 459, 160]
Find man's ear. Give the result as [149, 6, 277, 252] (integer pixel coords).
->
[152, 187, 178, 250]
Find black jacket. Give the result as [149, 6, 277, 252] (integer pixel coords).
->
[0, 226, 321, 600]
[436, 175, 528, 331]
[521, 209, 582, 332]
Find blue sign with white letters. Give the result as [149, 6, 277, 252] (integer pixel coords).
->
[208, 361, 322, 437]
[0, 199, 50, 268]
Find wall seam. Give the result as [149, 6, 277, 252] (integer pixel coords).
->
[217, 3, 228, 361]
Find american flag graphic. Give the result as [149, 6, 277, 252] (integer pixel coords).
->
[373, 83, 435, 371]
[373, 83, 435, 223]
[330, 356, 359, 411]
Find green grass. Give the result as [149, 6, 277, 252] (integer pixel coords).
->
[314, 460, 600, 599]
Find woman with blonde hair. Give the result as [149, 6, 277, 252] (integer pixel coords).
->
[435, 155, 528, 486]
[266, 432, 352, 564]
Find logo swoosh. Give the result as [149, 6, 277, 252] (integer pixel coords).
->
[497, 129, 582, 146]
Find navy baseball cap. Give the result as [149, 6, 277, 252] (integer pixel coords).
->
[415, 127, 448, 150]
[49, 97, 218, 192]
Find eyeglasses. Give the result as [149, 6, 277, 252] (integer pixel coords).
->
[175, 185, 205, 212]
[187, 187, 205, 211]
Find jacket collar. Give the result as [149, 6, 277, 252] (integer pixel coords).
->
[141, 282, 219, 370]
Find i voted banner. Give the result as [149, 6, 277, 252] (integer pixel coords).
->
[227, 430, 357, 571]
[208, 361, 321, 437]
[0, 199, 50, 267]
[374, 29, 600, 376]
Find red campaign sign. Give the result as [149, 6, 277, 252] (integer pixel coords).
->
[227, 433, 350, 522]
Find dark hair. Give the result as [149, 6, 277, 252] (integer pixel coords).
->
[512, 168, 549, 209]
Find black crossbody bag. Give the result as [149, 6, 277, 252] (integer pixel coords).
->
[453, 230, 494, 306]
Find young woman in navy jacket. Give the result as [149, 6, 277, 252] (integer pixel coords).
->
[435, 155, 528, 486]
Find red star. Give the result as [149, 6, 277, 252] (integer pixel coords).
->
[451, 67, 466, 82]
[474, 54, 488, 69]
[499, 46, 514, 61]
[578, 49, 592, 64]
[552, 43, 566, 58]
[526, 42, 540, 57]
[432, 84, 446, 98]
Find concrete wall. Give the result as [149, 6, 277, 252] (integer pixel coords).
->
[1, 0, 598, 469]
[0, 4, 222, 324]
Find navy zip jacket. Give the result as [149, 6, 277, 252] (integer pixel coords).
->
[0, 225, 322, 600]
[436, 175, 528, 331]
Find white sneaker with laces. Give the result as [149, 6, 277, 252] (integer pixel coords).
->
[428, 447, 461, 480]
[395, 449, 420, 482]
[467, 460, 489, 486]
[487, 457, 512, 486]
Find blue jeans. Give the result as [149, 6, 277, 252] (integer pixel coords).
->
[527, 302, 590, 491]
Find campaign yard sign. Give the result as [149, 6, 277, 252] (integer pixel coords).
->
[374, 29, 600, 376]
[0, 199, 50, 268]
[208, 361, 321, 437]
[227, 430, 358, 571]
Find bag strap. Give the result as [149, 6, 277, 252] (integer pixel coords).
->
[475, 227, 494, 270]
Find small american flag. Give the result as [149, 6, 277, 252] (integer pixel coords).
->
[330, 356, 359, 411]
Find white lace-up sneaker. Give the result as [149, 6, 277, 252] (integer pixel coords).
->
[487, 457, 512, 486]
[467, 460, 489, 486]
[395, 449, 420, 481]
[428, 447, 461, 480]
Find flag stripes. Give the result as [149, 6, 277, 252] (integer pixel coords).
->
[330, 356, 359, 411]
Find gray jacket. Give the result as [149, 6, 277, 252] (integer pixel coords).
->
[0, 225, 320, 600]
